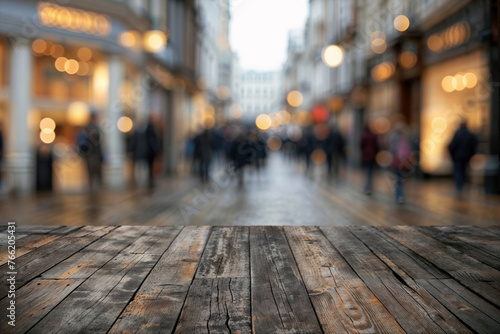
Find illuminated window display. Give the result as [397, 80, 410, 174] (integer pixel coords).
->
[421, 49, 490, 175]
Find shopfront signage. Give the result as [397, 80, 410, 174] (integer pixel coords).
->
[37, 2, 111, 36]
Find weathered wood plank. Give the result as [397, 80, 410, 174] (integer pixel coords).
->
[108, 226, 211, 334]
[285, 226, 404, 333]
[174, 278, 251, 334]
[349, 226, 448, 280]
[0, 233, 62, 266]
[0, 278, 84, 334]
[417, 278, 500, 334]
[196, 226, 249, 278]
[414, 226, 500, 271]
[121, 225, 183, 255]
[41, 226, 151, 279]
[174, 226, 251, 333]
[379, 226, 500, 307]
[27, 253, 160, 334]
[321, 226, 472, 333]
[0, 226, 116, 299]
[250, 226, 322, 334]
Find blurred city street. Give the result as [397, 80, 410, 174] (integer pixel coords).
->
[2, 152, 499, 226]
[1, 0, 500, 332]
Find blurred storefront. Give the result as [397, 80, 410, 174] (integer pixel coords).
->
[0, 0, 203, 194]
[420, 0, 495, 182]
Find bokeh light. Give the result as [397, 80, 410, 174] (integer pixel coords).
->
[255, 114, 272, 130]
[40, 130, 56, 144]
[311, 149, 326, 165]
[453, 74, 466, 91]
[311, 104, 330, 123]
[32, 39, 47, 54]
[287, 91, 303, 107]
[77, 47, 92, 61]
[64, 59, 79, 74]
[398, 51, 417, 69]
[376, 151, 393, 167]
[394, 15, 410, 32]
[216, 85, 231, 100]
[67, 101, 90, 126]
[203, 115, 216, 129]
[267, 136, 282, 151]
[40, 117, 56, 133]
[144, 30, 167, 53]
[371, 117, 391, 134]
[117, 116, 133, 133]
[280, 110, 291, 124]
[327, 96, 343, 112]
[321, 45, 343, 68]
[55, 56, 68, 72]
[441, 75, 455, 92]
[431, 116, 447, 133]
[229, 104, 243, 119]
[119, 31, 140, 48]
[50, 44, 64, 58]
[464, 72, 477, 88]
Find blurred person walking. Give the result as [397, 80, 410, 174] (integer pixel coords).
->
[390, 123, 412, 204]
[324, 125, 345, 177]
[448, 119, 477, 197]
[193, 129, 214, 182]
[78, 112, 103, 191]
[128, 116, 159, 189]
[229, 130, 251, 186]
[360, 124, 379, 195]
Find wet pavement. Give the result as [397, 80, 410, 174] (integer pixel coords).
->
[1, 153, 499, 226]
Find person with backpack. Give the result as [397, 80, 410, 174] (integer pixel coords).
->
[390, 123, 412, 204]
[448, 119, 477, 197]
[78, 112, 103, 191]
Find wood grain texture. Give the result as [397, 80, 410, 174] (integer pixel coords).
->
[285, 226, 404, 334]
[321, 226, 471, 333]
[250, 226, 322, 334]
[27, 253, 160, 334]
[379, 226, 500, 307]
[108, 226, 211, 334]
[0, 278, 84, 334]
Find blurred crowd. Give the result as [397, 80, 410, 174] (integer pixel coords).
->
[4, 110, 477, 203]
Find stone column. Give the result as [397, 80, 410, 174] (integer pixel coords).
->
[6, 38, 33, 194]
[105, 54, 125, 188]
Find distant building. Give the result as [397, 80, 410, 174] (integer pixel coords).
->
[239, 71, 283, 122]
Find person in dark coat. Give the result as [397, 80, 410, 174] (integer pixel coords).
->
[324, 125, 345, 177]
[448, 119, 477, 196]
[36, 144, 54, 191]
[229, 131, 252, 186]
[193, 129, 214, 182]
[360, 124, 379, 195]
[78, 112, 103, 191]
[128, 116, 159, 188]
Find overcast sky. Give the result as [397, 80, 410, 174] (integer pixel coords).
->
[229, 0, 309, 72]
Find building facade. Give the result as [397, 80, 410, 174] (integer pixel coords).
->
[239, 71, 283, 123]
[0, 0, 202, 193]
[283, 0, 498, 191]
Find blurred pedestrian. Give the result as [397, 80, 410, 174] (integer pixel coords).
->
[229, 130, 251, 186]
[78, 112, 103, 191]
[448, 119, 477, 197]
[0, 121, 3, 189]
[193, 129, 214, 182]
[249, 130, 266, 171]
[390, 123, 412, 204]
[128, 116, 159, 188]
[360, 124, 379, 195]
[36, 143, 53, 191]
[324, 125, 345, 177]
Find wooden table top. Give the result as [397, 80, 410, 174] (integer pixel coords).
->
[1, 224, 499, 333]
